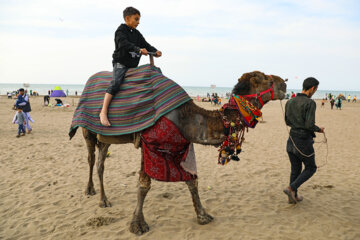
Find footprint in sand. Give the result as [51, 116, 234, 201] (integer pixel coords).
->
[85, 216, 116, 228]
[126, 171, 137, 177]
[159, 192, 174, 199]
[312, 184, 334, 190]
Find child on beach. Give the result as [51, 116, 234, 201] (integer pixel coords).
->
[16, 88, 34, 133]
[12, 106, 26, 138]
[100, 6, 162, 126]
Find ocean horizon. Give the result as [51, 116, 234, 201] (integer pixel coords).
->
[0, 83, 359, 100]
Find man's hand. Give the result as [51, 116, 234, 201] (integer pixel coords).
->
[140, 48, 148, 56]
[155, 50, 162, 58]
[319, 127, 325, 133]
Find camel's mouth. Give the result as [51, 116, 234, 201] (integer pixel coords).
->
[279, 90, 286, 100]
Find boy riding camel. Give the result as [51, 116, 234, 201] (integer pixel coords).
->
[100, 6, 162, 126]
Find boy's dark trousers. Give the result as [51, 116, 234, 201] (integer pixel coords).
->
[286, 135, 317, 197]
[106, 63, 129, 95]
[18, 124, 25, 135]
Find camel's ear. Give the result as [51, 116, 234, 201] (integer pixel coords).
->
[238, 72, 251, 82]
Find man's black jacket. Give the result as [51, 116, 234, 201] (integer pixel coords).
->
[112, 24, 157, 68]
[285, 93, 321, 138]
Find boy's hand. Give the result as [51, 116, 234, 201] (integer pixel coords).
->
[319, 127, 325, 133]
[155, 51, 162, 57]
[140, 48, 148, 56]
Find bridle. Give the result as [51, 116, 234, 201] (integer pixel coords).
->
[241, 78, 275, 107]
[217, 76, 275, 165]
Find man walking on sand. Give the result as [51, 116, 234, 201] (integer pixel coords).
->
[283, 77, 325, 204]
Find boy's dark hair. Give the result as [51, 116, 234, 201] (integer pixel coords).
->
[123, 7, 140, 19]
[17, 105, 23, 110]
[303, 77, 319, 91]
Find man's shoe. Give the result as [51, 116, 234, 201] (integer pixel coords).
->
[288, 195, 303, 204]
[283, 186, 297, 204]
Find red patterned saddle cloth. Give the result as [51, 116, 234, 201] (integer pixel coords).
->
[141, 116, 197, 182]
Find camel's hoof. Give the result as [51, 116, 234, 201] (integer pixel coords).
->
[85, 185, 96, 196]
[129, 219, 149, 235]
[197, 212, 214, 225]
[99, 198, 112, 208]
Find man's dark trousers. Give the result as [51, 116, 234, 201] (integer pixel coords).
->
[287, 136, 317, 196]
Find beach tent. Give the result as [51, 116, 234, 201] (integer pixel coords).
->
[50, 86, 66, 97]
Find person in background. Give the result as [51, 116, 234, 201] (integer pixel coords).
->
[352, 96, 356, 103]
[44, 95, 50, 106]
[291, 91, 296, 98]
[336, 97, 342, 110]
[283, 77, 325, 204]
[330, 98, 335, 109]
[16, 88, 34, 133]
[12, 106, 26, 138]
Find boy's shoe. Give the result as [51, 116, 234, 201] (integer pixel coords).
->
[16, 135, 20, 138]
[21, 133, 26, 136]
[27, 129, 32, 134]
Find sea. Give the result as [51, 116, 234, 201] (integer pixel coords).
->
[0, 83, 359, 100]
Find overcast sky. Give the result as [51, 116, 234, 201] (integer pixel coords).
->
[0, 0, 359, 90]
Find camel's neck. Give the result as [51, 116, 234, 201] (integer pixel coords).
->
[165, 101, 224, 145]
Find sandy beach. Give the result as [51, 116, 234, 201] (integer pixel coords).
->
[0, 95, 359, 240]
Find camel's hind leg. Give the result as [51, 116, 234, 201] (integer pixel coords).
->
[97, 141, 111, 207]
[82, 128, 97, 196]
[129, 158, 151, 235]
[186, 179, 214, 225]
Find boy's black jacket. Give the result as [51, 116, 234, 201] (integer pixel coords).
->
[112, 24, 157, 67]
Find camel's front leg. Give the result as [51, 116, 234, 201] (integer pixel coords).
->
[97, 142, 111, 207]
[129, 170, 151, 235]
[186, 179, 214, 224]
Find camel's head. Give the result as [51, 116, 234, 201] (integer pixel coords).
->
[232, 71, 287, 109]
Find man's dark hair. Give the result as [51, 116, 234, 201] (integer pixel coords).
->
[123, 7, 140, 19]
[303, 77, 319, 91]
[19, 88, 24, 92]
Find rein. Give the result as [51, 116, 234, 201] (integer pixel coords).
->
[279, 100, 328, 168]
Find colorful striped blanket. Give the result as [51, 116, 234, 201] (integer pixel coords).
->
[69, 64, 191, 137]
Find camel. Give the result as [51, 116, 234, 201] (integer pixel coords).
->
[73, 68, 287, 235]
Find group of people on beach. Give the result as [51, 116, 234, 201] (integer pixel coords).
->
[198, 93, 223, 105]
